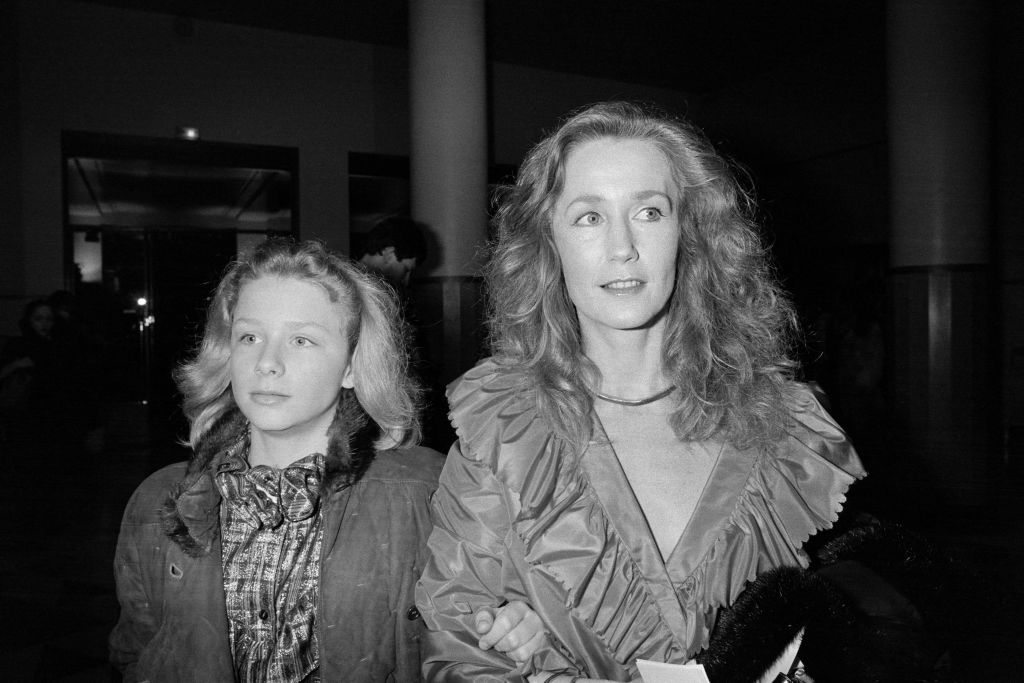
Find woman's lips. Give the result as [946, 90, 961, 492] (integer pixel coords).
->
[601, 279, 644, 293]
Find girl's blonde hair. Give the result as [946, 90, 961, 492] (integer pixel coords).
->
[175, 238, 422, 450]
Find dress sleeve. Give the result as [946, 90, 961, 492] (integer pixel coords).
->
[415, 439, 526, 681]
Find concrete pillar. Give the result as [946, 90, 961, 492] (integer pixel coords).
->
[994, 0, 1024, 477]
[407, 0, 488, 447]
[886, 0, 995, 506]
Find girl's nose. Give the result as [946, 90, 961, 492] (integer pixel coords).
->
[255, 343, 284, 376]
[607, 215, 639, 262]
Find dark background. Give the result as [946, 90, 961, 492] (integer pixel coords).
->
[1, 1, 1021, 680]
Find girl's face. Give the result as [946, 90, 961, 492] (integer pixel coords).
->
[551, 137, 679, 341]
[229, 276, 354, 447]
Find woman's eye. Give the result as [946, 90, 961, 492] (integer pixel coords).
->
[238, 333, 257, 344]
[294, 336, 314, 347]
[636, 207, 665, 221]
[572, 211, 602, 227]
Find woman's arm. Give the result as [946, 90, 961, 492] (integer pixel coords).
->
[416, 441, 534, 681]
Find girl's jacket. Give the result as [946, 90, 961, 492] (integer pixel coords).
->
[109, 404, 443, 682]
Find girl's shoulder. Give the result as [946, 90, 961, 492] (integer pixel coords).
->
[359, 445, 445, 487]
[121, 461, 191, 523]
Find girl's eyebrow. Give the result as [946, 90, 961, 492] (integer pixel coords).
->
[232, 317, 332, 332]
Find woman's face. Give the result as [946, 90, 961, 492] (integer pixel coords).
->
[229, 276, 355, 445]
[551, 137, 679, 341]
[29, 305, 55, 338]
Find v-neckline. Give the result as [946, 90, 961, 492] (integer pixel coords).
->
[584, 413, 757, 590]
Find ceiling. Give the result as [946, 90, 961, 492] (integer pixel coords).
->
[65, 0, 884, 230]
[66, 156, 294, 231]
[78, 0, 881, 93]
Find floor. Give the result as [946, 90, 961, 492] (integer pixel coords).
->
[1, 402, 1022, 682]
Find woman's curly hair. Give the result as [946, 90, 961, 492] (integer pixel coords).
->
[175, 238, 422, 451]
[486, 101, 798, 450]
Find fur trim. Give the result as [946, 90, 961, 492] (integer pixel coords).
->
[159, 389, 376, 557]
[697, 566, 851, 682]
[697, 520, 954, 683]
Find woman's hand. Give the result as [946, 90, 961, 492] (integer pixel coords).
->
[474, 600, 548, 663]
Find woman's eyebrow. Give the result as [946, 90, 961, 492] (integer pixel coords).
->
[563, 193, 604, 209]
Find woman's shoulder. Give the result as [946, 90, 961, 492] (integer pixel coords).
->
[776, 381, 865, 476]
[445, 358, 568, 514]
[447, 357, 553, 462]
[447, 356, 529, 401]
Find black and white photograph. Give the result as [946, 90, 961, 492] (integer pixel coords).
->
[1, 1, 1021, 681]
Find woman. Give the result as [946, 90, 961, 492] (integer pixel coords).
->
[416, 102, 866, 682]
[1, 300, 57, 446]
[110, 240, 543, 682]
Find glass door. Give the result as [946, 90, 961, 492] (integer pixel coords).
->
[63, 131, 298, 444]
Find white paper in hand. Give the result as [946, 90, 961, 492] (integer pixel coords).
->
[635, 659, 711, 683]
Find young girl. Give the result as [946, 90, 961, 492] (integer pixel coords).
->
[110, 239, 543, 682]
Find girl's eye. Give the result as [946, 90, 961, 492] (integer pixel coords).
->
[294, 336, 314, 347]
[572, 211, 602, 227]
[635, 207, 666, 222]
[238, 333, 257, 344]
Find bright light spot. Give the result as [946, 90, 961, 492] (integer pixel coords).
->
[137, 297, 148, 307]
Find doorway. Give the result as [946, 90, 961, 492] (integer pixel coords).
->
[63, 131, 298, 448]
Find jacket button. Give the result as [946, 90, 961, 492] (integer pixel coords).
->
[406, 605, 421, 621]
[259, 609, 269, 620]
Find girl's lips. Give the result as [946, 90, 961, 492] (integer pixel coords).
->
[250, 392, 289, 405]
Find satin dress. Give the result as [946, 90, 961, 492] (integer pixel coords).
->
[416, 358, 865, 682]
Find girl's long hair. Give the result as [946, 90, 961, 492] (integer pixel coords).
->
[176, 238, 422, 450]
[486, 101, 798, 450]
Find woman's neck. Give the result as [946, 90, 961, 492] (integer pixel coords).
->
[582, 322, 671, 397]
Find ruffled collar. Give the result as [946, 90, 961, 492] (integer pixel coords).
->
[213, 434, 325, 529]
[447, 357, 867, 661]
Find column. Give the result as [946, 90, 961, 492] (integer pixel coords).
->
[886, 0, 995, 507]
[408, 0, 488, 446]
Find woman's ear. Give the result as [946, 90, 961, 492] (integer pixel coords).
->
[341, 361, 355, 389]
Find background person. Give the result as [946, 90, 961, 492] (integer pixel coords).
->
[358, 214, 429, 291]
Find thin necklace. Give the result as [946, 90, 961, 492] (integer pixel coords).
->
[593, 385, 676, 407]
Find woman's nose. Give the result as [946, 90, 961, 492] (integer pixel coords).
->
[607, 215, 639, 262]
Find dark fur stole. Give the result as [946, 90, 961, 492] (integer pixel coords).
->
[697, 519, 954, 682]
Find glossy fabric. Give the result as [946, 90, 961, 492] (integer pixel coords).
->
[110, 446, 443, 683]
[416, 358, 866, 682]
